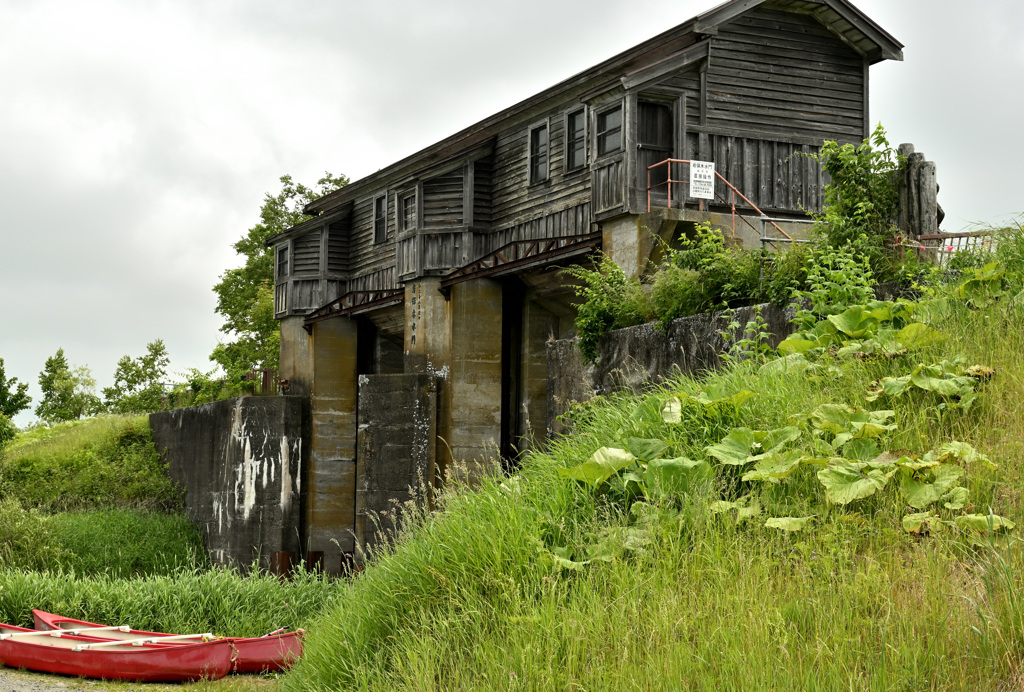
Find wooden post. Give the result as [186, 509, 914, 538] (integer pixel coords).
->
[919, 162, 938, 236]
[897, 144, 915, 234]
[906, 152, 925, 237]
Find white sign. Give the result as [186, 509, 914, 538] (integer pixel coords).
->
[689, 160, 715, 200]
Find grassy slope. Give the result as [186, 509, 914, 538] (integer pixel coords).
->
[0, 415, 338, 644]
[285, 289, 1024, 690]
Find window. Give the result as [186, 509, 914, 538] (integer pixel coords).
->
[596, 105, 623, 157]
[565, 108, 587, 172]
[276, 245, 289, 279]
[528, 122, 549, 184]
[401, 191, 417, 233]
[373, 194, 387, 243]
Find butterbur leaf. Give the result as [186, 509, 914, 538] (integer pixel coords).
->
[644, 457, 712, 499]
[759, 426, 802, 455]
[742, 450, 803, 484]
[777, 338, 818, 356]
[559, 447, 636, 487]
[933, 441, 997, 470]
[661, 397, 682, 424]
[942, 486, 969, 511]
[705, 428, 762, 466]
[843, 438, 879, 462]
[910, 366, 963, 397]
[901, 464, 964, 509]
[818, 460, 890, 505]
[550, 546, 590, 571]
[896, 454, 938, 472]
[691, 385, 758, 409]
[828, 306, 879, 339]
[903, 511, 945, 535]
[759, 353, 810, 376]
[736, 503, 763, 523]
[627, 437, 668, 462]
[955, 514, 1016, 534]
[896, 323, 947, 350]
[765, 516, 814, 532]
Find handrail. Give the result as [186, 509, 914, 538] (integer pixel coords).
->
[646, 159, 797, 241]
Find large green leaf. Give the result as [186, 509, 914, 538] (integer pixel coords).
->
[742, 450, 804, 484]
[900, 464, 963, 509]
[818, 460, 890, 505]
[777, 338, 818, 356]
[704, 426, 800, 466]
[842, 438, 879, 462]
[896, 323, 947, 350]
[932, 441, 997, 470]
[759, 353, 810, 376]
[910, 365, 963, 397]
[765, 516, 814, 532]
[705, 428, 762, 466]
[627, 437, 669, 462]
[902, 511, 945, 535]
[828, 305, 879, 339]
[643, 457, 712, 499]
[690, 385, 758, 410]
[942, 486, 969, 511]
[559, 447, 636, 487]
[955, 514, 1016, 534]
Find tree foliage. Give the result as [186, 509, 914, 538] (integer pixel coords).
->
[810, 123, 903, 274]
[0, 358, 31, 420]
[211, 172, 349, 379]
[103, 340, 170, 415]
[35, 349, 103, 424]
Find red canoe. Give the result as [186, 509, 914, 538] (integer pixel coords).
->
[0, 622, 232, 682]
[33, 610, 303, 673]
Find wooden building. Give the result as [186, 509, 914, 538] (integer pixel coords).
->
[267, 0, 903, 572]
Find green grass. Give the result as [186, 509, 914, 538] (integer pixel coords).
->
[282, 259, 1024, 690]
[0, 564, 336, 638]
[0, 414, 181, 511]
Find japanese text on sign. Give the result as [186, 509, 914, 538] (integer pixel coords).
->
[689, 161, 715, 200]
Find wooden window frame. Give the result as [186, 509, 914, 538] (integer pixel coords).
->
[276, 244, 290, 280]
[595, 103, 623, 159]
[400, 188, 418, 235]
[528, 119, 550, 185]
[564, 106, 588, 174]
[372, 192, 388, 244]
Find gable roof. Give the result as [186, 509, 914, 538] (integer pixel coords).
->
[280, 0, 901, 235]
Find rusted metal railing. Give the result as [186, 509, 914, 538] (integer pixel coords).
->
[646, 159, 816, 248]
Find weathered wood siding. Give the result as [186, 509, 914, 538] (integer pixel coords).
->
[707, 8, 865, 143]
[491, 107, 590, 228]
[293, 230, 320, 274]
[682, 134, 825, 213]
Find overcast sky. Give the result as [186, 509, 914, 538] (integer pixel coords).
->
[2, 0, 1022, 426]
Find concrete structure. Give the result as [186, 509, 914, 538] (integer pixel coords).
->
[150, 397, 306, 571]
[259, 0, 903, 573]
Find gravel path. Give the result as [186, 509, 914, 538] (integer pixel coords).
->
[0, 668, 99, 691]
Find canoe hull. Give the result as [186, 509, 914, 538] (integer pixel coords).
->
[32, 610, 302, 673]
[0, 624, 232, 682]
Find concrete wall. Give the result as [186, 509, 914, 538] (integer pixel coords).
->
[546, 303, 796, 434]
[356, 373, 438, 554]
[150, 396, 307, 571]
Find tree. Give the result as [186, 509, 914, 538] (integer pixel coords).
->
[35, 349, 103, 424]
[0, 357, 31, 419]
[211, 172, 348, 380]
[103, 340, 170, 414]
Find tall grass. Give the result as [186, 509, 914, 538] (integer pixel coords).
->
[0, 500, 206, 576]
[0, 565, 336, 638]
[0, 414, 180, 511]
[283, 244, 1024, 690]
